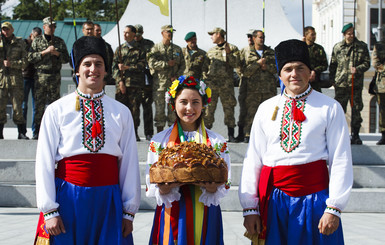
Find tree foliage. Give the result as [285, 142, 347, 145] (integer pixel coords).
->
[13, 0, 129, 21]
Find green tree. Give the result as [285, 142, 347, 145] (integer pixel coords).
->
[13, 0, 49, 20]
[13, 0, 129, 21]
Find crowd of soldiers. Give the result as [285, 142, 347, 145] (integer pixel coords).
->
[1, 18, 385, 145]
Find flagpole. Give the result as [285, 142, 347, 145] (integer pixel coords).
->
[263, 0, 265, 33]
[115, 0, 124, 82]
[225, 0, 228, 41]
[302, 0, 305, 36]
[71, 0, 77, 40]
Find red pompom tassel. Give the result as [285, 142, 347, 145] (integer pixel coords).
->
[293, 107, 306, 122]
[91, 121, 102, 138]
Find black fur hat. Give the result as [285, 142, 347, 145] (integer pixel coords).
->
[71, 36, 107, 73]
[275, 39, 311, 75]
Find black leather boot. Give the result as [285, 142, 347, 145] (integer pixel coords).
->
[17, 124, 29, 140]
[235, 127, 244, 143]
[228, 127, 236, 142]
[376, 131, 385, 145]
[0, 124, 4, 139]
[351, 128, 362, 145]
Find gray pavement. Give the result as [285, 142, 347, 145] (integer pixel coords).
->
[0, 207, 384, 244]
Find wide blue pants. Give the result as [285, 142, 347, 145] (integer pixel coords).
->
[52, 178, 134, 245]
[265, 188, 344, 245]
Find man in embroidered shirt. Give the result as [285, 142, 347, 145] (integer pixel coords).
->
[34, 36, 140, 244]
[239, 39, 353, 244]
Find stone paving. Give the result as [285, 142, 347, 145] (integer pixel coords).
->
[0, 207, 384, 244]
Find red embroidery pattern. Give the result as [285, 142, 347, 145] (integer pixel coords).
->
[280, 99, 305, 153]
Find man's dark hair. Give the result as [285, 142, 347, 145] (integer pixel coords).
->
[126, 25, 137, 34]
[32, 27, 42, 35]
[94, 23, 101, 28]
[82, 21, 94, 28]
[304, 26, 315, 36]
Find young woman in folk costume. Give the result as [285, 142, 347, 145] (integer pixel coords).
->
[145, 75, 231, 245]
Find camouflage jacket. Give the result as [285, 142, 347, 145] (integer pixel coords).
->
[206, 42, 240, 80]
[112, 41, 146, 88]
[308, 43, 328, 75]
[182, 46, 209, 80]
[147, 42, 185, 81]
[372, 41, 385, 93]
[136, 38, 154, 53]
[329, 38, 370, 89]
[27, 34, 69, 72]
[0, 35, 27, 87]
[240, 44, 277, 93]
[104, 39, 115, 85]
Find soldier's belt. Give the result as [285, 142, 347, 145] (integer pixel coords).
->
[37, 69, 59, 74]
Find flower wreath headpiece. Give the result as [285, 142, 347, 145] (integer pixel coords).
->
[165, 75, 212, 111]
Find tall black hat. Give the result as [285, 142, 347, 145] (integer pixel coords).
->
[71, 36, 107, 73]
[275, 39, 311, 75]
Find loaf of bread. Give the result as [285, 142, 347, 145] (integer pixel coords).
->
[149, 141, 228, 184]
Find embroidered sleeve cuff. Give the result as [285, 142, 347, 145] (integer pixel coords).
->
[155, 186, 181, 208]
[324, 206, 341, 218]
[243, 208, 260, 216]
[43, 209, 60, 221]
[198, 185, 227, 207]
[123, 211, 135, 221]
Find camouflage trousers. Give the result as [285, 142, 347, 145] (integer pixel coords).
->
[153, 78, 175, 127]
[237, 78, 247, 127]
[334, 86, 363, 129]
[142, 86, 154, 135]
[116, 86, 154, 135]
[0, 78, 25, 125]
[204, 78, 236, 129]
[244, 92, 275, 136]
[376, 93, 385, 132]
[34, 73, 61, 135]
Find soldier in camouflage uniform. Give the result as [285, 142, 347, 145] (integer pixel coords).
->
[135, 24, 154, 141]
[240, 30, 277, 143]
[236, 29, 256, 142]
[27, 17, 69, 139]
[205, 27, 240, 142]
[0, 22, 29, 139]
[372, 40, 385, 145]
[304, 26, 328, 92]
[182, 31, 209, 80]
[329, 23, 370, 144]
[147, 25, 185, 132]
[113, 25, 146, 141]
[94, 23, 115, 85]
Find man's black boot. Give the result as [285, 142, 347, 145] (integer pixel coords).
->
[235, 127, 244, 143]
[351, 128, 362, 145]
[17, 124, 29, 140]
[135, 128, 141, 142]
[228, 127, 236, 142]
[376, 131, 385, 145]
[0, 124, 4, 139]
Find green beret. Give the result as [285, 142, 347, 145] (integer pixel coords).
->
[342, 23, 353, 33]
[184, 31, 196, 41]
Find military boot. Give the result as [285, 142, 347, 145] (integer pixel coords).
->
[228, 127, 236, 143]
[376, 131, 385, 145]
[135, 127, 141, 142]
[235, 127, 244, 143]
[351, 128, 362, 145]
[17, 124, 30, 140]
[0, 124, 4, 139]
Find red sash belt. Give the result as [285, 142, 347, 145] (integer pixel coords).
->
[56, 153, 119, 187]
[258, 160, 329, 239]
